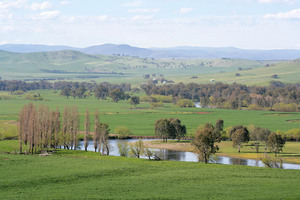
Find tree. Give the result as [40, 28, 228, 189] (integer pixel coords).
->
[117, 140, 129, 157]
[109, 88, 125, 102]
[130, 96, 140, 108]
[154, 119, 174, 142]
[169, 118, 186, 141]
[60, 87, 71, 99]
[230, 125, 250, 153]
[129, 138, 144, 158]
[115, 126, 131, 139]
[250, 126, 270, 152]
[215, 119, 224, 135]
[84, 109, 90, 151]
[144, 148, 154, 160]
[94, 84, 109, 100]
[267, 132, 285, 156]
[94, 109, 100, 152]
[100, 123, 110, 155]
[192, 123, 221, 163]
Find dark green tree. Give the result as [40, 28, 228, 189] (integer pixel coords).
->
[230, 125, 250, 153]
[192, 123, 222, 163]
[130, 96, 140, 108]
[109, 88, 125, 102]
[60, 87, 71, 99]
[267, 132, 285, 156]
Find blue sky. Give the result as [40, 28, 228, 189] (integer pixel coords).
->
[0, 0, 299, 49]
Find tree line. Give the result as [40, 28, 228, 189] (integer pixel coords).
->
[140, 81, 300, 111]
[19, 103, 110, 155]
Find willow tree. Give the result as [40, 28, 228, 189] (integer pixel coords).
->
[84, 109, 90, 151]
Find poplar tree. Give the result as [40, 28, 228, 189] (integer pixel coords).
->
[94, 109, 100, 152]
[84, 109, 90, 151]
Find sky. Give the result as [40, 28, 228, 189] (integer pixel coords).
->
[0, 0, 299, 49]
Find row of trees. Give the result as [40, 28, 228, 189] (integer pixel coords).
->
[192, 121, 285, 163]
[19, 104, 111, 155]
[19, 103, 77, 154]
[0, 80, 132, 95]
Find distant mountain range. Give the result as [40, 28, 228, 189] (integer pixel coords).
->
[0, 43, 299, 60]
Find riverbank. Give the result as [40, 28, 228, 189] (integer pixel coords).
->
[142, 140, 300, 164]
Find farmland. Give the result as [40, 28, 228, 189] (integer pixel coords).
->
[1, 90, 300, 136]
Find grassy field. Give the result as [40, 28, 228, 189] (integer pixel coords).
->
[0, 140, 300, 199]
[0, 90, 300, 137]
[173, 59, 300, 85]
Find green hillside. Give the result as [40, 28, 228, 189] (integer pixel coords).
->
[1, 50, 298, 85]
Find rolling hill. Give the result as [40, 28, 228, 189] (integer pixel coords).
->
[1, 43, 300, 60]
[1, 49, 298, 85]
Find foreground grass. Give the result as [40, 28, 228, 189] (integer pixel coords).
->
[1, 145, 300, 199]
[143, 140, 300, 164]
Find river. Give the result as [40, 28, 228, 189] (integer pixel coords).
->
[78, 139, 300, 170]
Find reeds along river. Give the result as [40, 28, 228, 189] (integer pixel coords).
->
[78, 139, 300, 170]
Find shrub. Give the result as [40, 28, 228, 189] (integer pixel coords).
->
[177, 99, 195, 107]
[273, 103, 297, 112]
[25, 93, 44, 101]
[150, 101, 163, 108]
[151, 95, 173, 103]
[140, 95, 151, 102]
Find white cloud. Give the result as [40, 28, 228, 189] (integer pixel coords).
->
[264, 9, 300, 20]
[131, 15, 154, 21]
[33, 10, 60, 20]
[0, 0, 27, 10]
[96, 15, 108, 21]
[179, 8, 194, 14]
[60, 1, 70, 6]
[258, 0, 295, 4]
[30, 1, 52, 11]
[128, 8, 160, 13]
[122, 0, 143, 7]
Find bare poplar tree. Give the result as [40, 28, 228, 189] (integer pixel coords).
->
[100, 123, 110, 155]
[84, 109, 90, 151]
[71, 106, 79, 150]
[94, 109, 100, 152]
[53, 108, 61, 148]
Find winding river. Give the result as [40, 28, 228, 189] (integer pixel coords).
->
[78, 139, 300, 170]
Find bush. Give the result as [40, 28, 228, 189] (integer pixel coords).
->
[273, 103, 297, 112]
[283, 129, 300, 141]
[177, 99, 195, 107]
[150, 101, 164, 108]
[25, 93, 44, 101]
[140, 95, 151, 102]
[247, 104, 263, 110]
[151, 95, 173, 103]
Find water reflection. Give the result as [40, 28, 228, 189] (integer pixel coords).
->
[78, 139, 300, 170]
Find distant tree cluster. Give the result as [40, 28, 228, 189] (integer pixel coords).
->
[0, 80, 131, 96]
[140, 82, 300, 111]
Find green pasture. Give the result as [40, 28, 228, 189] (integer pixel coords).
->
[0, 141, 299, 199]
[174, 59, 300, 85]
[0, 90, 299, 136]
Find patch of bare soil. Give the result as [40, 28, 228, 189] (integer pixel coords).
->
[143, 140, 195, 152]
